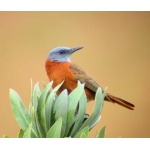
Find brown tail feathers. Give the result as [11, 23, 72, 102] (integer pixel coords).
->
[105, 93, 135, 110]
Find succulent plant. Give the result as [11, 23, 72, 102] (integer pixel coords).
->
[7, 81, 106, 138]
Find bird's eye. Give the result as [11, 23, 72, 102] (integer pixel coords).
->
[59, 50, 65, 54]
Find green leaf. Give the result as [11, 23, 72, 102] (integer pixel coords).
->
[34, 111, 44, 137]
[45, 91, 55, 130]
[29, 107, 39, 138]
[46, 117, 62, 138]
[9, 81, 106, 138]
[29, 84, 41, 137]
[66, 82, 85, 136]
[10, 89, 31, 130]
[53, 89, 68, 137]
[23, 125, 32, 138]
[90, 115, 101, 129]
[97, 126, 106, 138]
[71, 91, 87, 137]
[45, 81, 64, 130]
[74, 126, 89, 138]
[29, 83, 44, 137]
[78, 88, 104, 131]
[30, 83, 41, 113]
[17, 129, 24, 138]
[37, 82, 53, 136]
[79, 133, 87, 138]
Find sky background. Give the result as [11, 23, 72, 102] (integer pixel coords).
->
[0, 12, 150, 138]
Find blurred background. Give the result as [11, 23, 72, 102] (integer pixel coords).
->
[0, 12, 150, 138]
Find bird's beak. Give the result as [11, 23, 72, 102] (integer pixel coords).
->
[70, 46, 83, 54]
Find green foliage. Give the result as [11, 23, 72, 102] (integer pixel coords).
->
[96, 126, 106, 138]
[9, 89, 31, 130]
[46, 117, 62, 138]
[74, 127, 89, 138]
[7, 81, 106, 138]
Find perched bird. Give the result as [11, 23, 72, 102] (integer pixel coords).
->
[45, 46, 135, 110]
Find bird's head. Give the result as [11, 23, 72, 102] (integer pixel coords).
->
[47, 46, 83, 62]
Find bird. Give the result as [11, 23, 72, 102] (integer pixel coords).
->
[45, 46, 135, 110]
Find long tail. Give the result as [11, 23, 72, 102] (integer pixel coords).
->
[105, 93, 135, 110]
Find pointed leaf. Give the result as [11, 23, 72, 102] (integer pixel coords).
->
[98, 126, 106, 138]
[66, 82, 84, 135]
[29, 83, 41, 137]
[45, 81, 64, 130]
[53, 89, 68, 137]
[74, 126, 89, 138]
[30, 83, 44, 138]
[29, 107, 39, 138]
[78, 88, 104, 131]
[23, 125, 32, 138]
[17, 129, 24, 138]
[30, 83, 41, 113]
[46, 117, 62, 138]
[71, 91, 87, 137]
[37, 82, 53, 136]
[45, 91, 55, 130]
[79, 133, 87, 138]
[90, 115, 101, 129]
[10, 89, 31, 130]
[34, 112, 44, 137]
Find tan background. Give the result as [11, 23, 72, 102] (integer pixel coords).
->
[0, 12, 150, 138]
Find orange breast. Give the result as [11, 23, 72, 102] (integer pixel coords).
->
[45, 59, 77, 94]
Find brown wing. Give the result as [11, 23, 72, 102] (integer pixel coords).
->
[70, 63, 135, 110]
[70, 63, 101, 92]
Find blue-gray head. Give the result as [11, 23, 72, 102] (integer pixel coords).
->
[48, 46, 83, 62]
